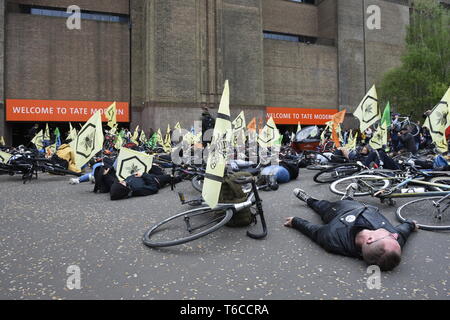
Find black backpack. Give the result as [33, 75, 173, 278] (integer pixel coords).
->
[218, 172, 255, 228]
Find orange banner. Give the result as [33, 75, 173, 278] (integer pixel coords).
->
[266, 107, 339, 125]
[6, 99, 130, 122]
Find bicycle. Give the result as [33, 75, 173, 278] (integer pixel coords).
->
[143, 176, 268, 248]
[396, 192, 450, 231]
[392, 114, 420, 137]
[329, 168, 450, 206]
[313, 161, 364, 184]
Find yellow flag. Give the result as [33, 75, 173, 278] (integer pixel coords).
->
[105, 102, 117, 129]
[115, 134, 123, 150]
[139, 130, 147, 144]
[424, 87, 450, 153]
[132, 126, 140, 142]
[344, 130, 357, 150]
[156, 129, 164, 146]
[44, 123, 51, 141]
[0, 150, 12, 164]
[369, 125, 387, 150]
[232, 111, 246, 131]
[163, 124, 172, 152]
[115, 147, 154, 181]
[0, 136, 5, 146]
[202, 80, 232, 209]
[174, 122, 181, 130]
[232, 111, 246, 147]
[321, 121, 332, 145]
[258, 117, 281, 148]
[67, 122, 78, 141]
[353, 85, 380, 133]
[31, 130, 44, 150]
[297, 122, 302, 134]
[74, 110, 104, 169]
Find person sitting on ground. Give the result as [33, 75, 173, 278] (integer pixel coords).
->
[397, 126, 418, 155]
[110, 165, 182, 200]
[363, 148, 400, 170]
[284, 185, 418, 271]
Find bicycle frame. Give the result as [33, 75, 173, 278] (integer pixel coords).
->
[179, 178, 268, 239]
[358, 175, 450, 201]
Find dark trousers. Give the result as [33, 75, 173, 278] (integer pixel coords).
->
[306, 198, 338, 224]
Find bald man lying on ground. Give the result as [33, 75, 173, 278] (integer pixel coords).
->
[284, 184, 418, 271]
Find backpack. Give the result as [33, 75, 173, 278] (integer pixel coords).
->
[218, 172, 255, 228]
[434, 155, 449, 169]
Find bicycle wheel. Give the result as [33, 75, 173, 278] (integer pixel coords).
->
[313, 164, 361, 184]
[143, 206, 233, 248]
[396, 196, 450, 231]
[409, 123, 420, 137]
[191, 175, 204, 193]
[429, 176, 450, 192]
[330, 175, 391, 196]
[306, 164, 333, 171]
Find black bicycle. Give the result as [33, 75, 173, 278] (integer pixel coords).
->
[143, 176, 268, 248]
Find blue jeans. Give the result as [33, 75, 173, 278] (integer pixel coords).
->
[79, 162, 103, 183]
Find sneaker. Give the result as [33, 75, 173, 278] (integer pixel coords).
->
[341, 183, 358, 200]
[293, 188, 312, 203]
[69, 178, 80, 185]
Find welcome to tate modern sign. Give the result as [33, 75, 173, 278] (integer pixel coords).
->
[5, 99, 130, 122]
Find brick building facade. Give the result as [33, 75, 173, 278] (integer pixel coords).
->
[0, 0, 416, 144]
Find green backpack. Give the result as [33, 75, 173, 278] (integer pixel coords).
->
[218, 172, 255, 228]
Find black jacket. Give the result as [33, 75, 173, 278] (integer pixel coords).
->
[124, 173, 160, 197]
[93, 166, 119, 193]
[399, 133, 417, 154]
[292, 200, 415, 258]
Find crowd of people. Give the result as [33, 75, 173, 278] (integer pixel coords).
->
[3, 109, 447, 273]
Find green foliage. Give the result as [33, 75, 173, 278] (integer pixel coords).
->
[379, 0, 450, 120]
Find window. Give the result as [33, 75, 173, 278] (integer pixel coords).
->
[263, 31, 317, 44]
[21, 5, 129, 23]
[289, 0, 316, 5]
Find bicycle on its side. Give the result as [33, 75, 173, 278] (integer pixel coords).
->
[143, 176, 269, 248]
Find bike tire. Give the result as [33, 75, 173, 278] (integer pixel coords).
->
[409, 123, 420, 137]
[306, 164, 333, 171]
[428, 176, 450, 192]
[396, 196, 450, 231]
[143, 206, 233, 248]
[313, 164, 361, 184]
[330, 175, 391, 196]
[191, 175, 204, 193]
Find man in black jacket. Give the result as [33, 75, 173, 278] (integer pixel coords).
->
[110, 165, 182, 200]
[397, 127, 418, 154]
[284, 185, 418, 271]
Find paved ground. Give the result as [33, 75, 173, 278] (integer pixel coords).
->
[0, 169, 448, 300]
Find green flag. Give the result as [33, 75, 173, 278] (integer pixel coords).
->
[381, 102, 391, 129]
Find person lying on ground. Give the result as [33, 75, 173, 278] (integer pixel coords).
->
[110, 165, 182, 200]
[284, 185, 418, 271]
[69, 157, 116, 185]
[54, 142, 81, 174]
